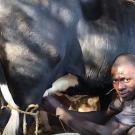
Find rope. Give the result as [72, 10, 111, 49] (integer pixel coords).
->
[23, 104, 39, 135]
[58, 117, 67, 133]
[105, 88, 115, 95]
[2, 104, 39, 135]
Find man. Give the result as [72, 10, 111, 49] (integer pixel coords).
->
[42, 53, 135, 135]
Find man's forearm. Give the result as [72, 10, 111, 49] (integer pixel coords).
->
[57, 110, 110, 124]
[56, 107, 101, 135]
[64, 110, 110, 124]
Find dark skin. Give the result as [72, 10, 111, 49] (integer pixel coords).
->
[42, 55, 135, 135]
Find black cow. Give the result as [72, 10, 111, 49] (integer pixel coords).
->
[0, 0, 135, 135]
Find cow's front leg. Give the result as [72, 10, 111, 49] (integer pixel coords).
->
[43, 74, 78, 97]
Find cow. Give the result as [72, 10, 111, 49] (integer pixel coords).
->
[0, 0, 135, 135]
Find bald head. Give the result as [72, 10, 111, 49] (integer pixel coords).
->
[112, 53, 135, 70]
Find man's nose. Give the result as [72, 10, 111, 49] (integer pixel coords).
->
[117, 82, 126, 91]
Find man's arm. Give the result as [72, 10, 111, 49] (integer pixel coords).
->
[56, 107, 110, 135]
[58, 109, 112, 124]
[41, 95, 117, 134]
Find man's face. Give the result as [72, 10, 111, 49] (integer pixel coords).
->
[111, 63, 135, 101]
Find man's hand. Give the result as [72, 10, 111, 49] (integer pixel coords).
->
[41, 95, 70, 115]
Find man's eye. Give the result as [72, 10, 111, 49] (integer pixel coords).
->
[113, 80, 117, 83]
[112, 79, 130, 84]
[124, 79, 130, 83]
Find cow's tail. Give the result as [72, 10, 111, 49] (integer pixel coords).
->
[0, 63, 19, 135]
